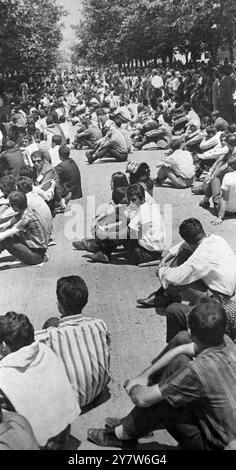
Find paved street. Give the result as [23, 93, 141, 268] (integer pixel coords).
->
[1, 145, 236, 449]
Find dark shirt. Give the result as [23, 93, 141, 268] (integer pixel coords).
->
[0, 147, 25, 176]
[56, 158, 82, 199]
[159, 335, 236, 449]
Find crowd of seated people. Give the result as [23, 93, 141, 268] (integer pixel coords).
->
[0, 61, 236, 451]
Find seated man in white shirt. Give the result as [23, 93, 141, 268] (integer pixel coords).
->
[137, 218, 236, 307]
[0, 311, 80, 449]
[156, 142, 195, 188]
[212, 153, 236, 225]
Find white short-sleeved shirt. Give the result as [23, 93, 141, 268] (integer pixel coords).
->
[129, 201, 165, 252]
[221, 172, 236, 213]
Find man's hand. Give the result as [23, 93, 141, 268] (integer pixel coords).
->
[124, 374, 149, 394]
[211, 217, 223, 225]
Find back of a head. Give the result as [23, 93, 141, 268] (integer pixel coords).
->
[59, 145, 70, 160]
[19, 165, 35, 179]
[59, 115, 66, 123]
[112, 187, 128, 205]
[226, 134, 236, 148]
[9, 190, 27, 211]
[17, 176, 33, 194]
[206, 125, 217, 136]
[56, 276, 88, 315]
[52, 135, 62, 146]
[179, 218, 205, 245]
[111, 172, 129, 189]
[0, 311, 34, 352]
[46, 115, 54, 126]
[228, 124, 236, 134]
[183, 102, 191, 112]
[0, 174, 17, 197]
[188, 298, 226, 346]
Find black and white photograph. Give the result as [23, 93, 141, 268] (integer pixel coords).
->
[0, 0, 236, 457]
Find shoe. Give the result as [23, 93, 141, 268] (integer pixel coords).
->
[72, 239, 99, 253]
[137, 292, 157, 307]
[105, 417, 121, 430]
[199, 199, 210, 209]
[48, 239, 56, 246]
[87, 428, 123, 448]
[86, 252, 109, 263]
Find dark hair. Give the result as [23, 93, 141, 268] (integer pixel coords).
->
[188, 298, 226, 346]
[129, 162, 150, 184]
[183, 102, 191, 111]
[0, 175, 17, 197]
[226, 134, 236, 147]
[52, 135, 62, 146]
[46, 116, 54, 126]
[59, 145, 70, 160]
[112, 187, 128, 204]
[31, 150, 45, 161]
[19, 165, 35, 179]
[56, 276, 88, 315]
[126, 183, 145, 202]
[179, 218, 205, 245]
[206, 125, 217, 136]
[59, 115, 65, 123]
[111, 172, 129, 189]
[212, 110, 220, 118]
[0, 311, 34, 352]
[9, 190, 27, 211]
[228, 124, 236, 134]
[17, 176, 33, 194]
[5, 140, 15, 150]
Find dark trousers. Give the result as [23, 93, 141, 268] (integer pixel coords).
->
[166, 303, 192, 342]
[92, 146, 128, 163]
[0, 237, 46, 265]
[121, 352, 205, 449]
[97, 238, 162, 265]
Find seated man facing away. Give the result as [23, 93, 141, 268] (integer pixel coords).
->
[86, 120, 128, 165]
[55, 145, 83, 200]
[137, 218, 236, 308]
[0, 190, 51, 265]
[0, 407, 39, 450]
[156, 141, 195, 189]
[35, 275, 111, 410]
[87, 299, 236, 450]
[0, 311, 80, 449]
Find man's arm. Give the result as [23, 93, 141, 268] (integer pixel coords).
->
[211, 189, 229, 225]
[0, 226, 20, 242]
[127, 383, 163, 407]
[124, 343, 195, 393]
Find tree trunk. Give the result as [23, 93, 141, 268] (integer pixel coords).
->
[228, 33, 234, 63]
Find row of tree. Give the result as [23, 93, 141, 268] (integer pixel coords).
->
[0, 0, 66, 83]
[72, 0, 236, 67]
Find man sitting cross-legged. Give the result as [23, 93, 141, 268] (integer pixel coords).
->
[87, 299, 236, 450]
[0, 190, 51, 265]
[35, 275, 111, 410]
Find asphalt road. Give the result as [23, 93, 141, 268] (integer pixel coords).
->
[1, 142, 236, 450]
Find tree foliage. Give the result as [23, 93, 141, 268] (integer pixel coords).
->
[0, 0, 66, 78]
[72, 0, 236, 66]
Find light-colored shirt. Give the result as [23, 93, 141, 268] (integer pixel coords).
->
[221, 171, 236, 213]
[129, 200, 165, 252]
[35, 315, 111, 409]
[163, 149, 195, 179]
[159, 234, 236, 296]
[49, 146, 61, 167]
[0, 342, 80, 447]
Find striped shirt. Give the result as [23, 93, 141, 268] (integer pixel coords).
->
[159, 335, 236, 449]
[35, 315, 111, 408]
